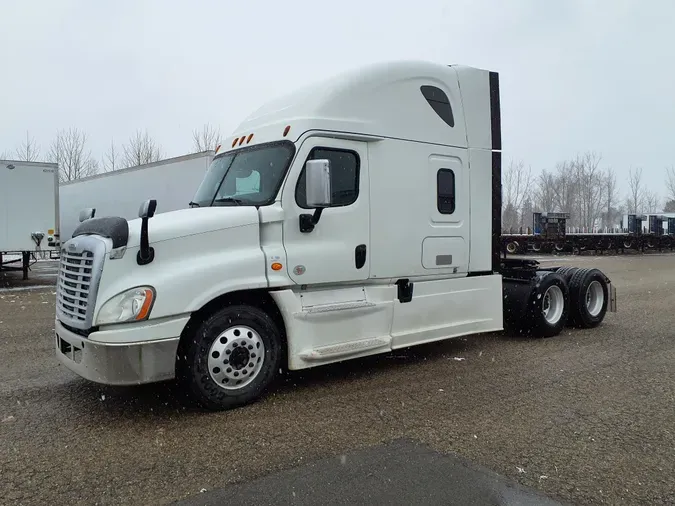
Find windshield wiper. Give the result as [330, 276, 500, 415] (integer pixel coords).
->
[188, 201, 200, 207]
[213, 197, 244, 206]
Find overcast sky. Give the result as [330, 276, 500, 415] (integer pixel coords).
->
[1, 0, 673, 200]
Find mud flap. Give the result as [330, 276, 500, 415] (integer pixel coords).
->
[609, 283, 617, 312]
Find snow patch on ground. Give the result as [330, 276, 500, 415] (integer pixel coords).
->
[0, 285, 54, 293]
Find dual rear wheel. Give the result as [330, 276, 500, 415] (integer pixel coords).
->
[522, 267, 610, 338]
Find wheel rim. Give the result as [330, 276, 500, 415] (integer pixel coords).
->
[532, 243, 541, 252]
[208, 325, 265, 390]
[506, 242, 517, 254]
[585, 280, 604, 317]
[555, 243, 564, 251]
[542, 285, 564, 324]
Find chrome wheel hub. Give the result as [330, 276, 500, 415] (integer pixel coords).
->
[208, 325, 265, 390]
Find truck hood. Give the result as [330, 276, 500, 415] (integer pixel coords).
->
[73, 207, 260, 251]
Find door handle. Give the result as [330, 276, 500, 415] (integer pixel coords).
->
[355, 244, 366, 269]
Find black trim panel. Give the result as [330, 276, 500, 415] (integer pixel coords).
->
[492, 151, 502, 273]
[489, 71, 502, 151]
[73, 217, 129, 249]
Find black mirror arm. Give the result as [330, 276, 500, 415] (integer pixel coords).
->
[299, 207, 325, 233]
[137, 216, 155, 265]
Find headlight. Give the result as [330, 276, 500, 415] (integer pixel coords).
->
[96, 286, 155, 325]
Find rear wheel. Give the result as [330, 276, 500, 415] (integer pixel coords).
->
[568, 268, 609, 328]
[524, 273, 570, 338]
[178, 304, 282, 411]
[556, 266, 579, 284]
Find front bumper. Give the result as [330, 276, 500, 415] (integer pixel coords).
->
[55, 318, 184, 386]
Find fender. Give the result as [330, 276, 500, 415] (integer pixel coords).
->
[94, 225, 269, 323]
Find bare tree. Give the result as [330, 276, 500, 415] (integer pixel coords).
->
[48, 128, 98, 182]
[665, 165, 675, 202]
[625, 167, 644, 214]
[535, 169, 557, 213]
[572, 152, 605, 230]
[551, 160, 578, 225]
[102, 139, 123, 172]
[502, 159, 533, 231]
[122, 130, 162, 167]
[192, 123, 221, 152]
[602, 167, 619, 228]
[15, 131, 41, 161]
[643, 190, 660, 214]
[520, 198, 534, 230]
[0, 150, 12, 159]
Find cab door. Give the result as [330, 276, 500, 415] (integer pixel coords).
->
[281, 137, 370, 285]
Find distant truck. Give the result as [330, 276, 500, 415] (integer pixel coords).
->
[59, 151, 214, 241]
[54, 61, 617, 411]
[0, 159, 59, 279]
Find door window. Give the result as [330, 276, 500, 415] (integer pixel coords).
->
[295, 148, 360, 208]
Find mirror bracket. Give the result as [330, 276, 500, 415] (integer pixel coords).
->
[299, 208, 324, 233]
[137, 199, 157, 265]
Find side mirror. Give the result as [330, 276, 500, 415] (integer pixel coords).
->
[305, 159, 332, 207]
[137, 199, 157, 266]
[299, 160, 331, 233]
[139, 199, 157, 219]
[79, 208, 96, 223]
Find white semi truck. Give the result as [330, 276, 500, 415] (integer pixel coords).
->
[1, 159, 59, 279]
[59, 151, 214, 241]
[54, 61, 617, 410]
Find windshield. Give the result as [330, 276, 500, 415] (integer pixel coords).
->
[191, 141, 295, 207]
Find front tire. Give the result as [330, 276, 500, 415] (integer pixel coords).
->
[178, 304, 282, 411]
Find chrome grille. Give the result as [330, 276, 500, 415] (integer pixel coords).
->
[57, 251, 94, 322]
[55, 236, 106, 329]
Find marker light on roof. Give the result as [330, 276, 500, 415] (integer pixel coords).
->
[283, 125, 291, 137]
[238, 136, 245, 146]
[215, 144, 221, 154]
[231, 138, 239, 148]
[247, 133, 254, 143]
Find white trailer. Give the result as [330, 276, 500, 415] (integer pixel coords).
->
[1, 159, 59, 279]
[59, 151, 214, 242]
[54, 61, 618, 411]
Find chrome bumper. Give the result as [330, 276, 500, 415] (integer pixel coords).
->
[55, 320, 180, 386]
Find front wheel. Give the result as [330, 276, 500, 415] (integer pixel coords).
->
[178, 304, 282, 411]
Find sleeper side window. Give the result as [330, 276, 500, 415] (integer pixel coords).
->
[296, 148, 360, 209]
[437, 169, 455, 214]
[421, 85, 455, 128]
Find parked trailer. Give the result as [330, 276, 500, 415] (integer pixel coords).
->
[502, 213, 674, 255]
[0, 159, 59, 279]
[54, 60, 617, 411]
[59, 151, 214, 242]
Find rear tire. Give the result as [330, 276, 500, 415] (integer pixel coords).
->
[568, 268, 609, 328]
[526, 273, 570, 338]
[178, 304, 282, 411]
[556, 266, 579, 283]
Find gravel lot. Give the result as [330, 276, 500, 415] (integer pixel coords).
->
[1, 255, 674, 505]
